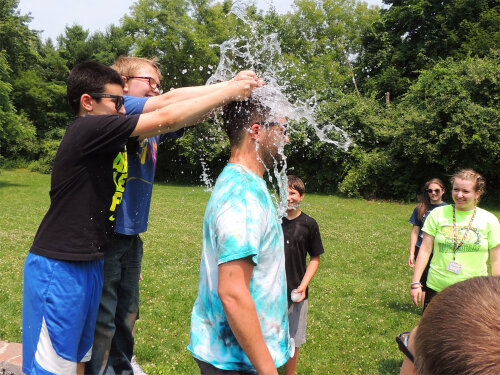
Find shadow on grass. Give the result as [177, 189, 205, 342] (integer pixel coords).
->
[385, 300, 421, 316]
[0, 180, 23, 188]
[378, 358, 402, 374]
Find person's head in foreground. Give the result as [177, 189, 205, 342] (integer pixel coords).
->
[222, 97, 288, 173]
[111, 56, 162, 97]
[399, 276, 500, 375]
[67, 61, 126, 116]
[451, 168, 485, 211]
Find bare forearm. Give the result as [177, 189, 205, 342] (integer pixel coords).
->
[222, 295, 276, 374]
[409, 227, 419, 252]
[412, 236, 433, 282]
[490, 245, 500, 275]
[218, 258, 277, 375]
[143, 82, 229, 112]
[299, 257, 320, 289]
[166, 82, 228, 102]
[132, 81, 250, 138]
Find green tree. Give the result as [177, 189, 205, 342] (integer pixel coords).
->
[0, 51, 36, 163]
[340, 56, 500, 202]
[0, 0, 39, 73]
[358, 0, 500, 99]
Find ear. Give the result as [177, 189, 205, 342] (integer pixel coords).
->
[475, 190, 482, 201]
[80, 93, 93, 112]
[250, 123, 260, 141]
[122, 76, 129, 93]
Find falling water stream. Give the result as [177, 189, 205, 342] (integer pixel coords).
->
[199, 1, 351, 218]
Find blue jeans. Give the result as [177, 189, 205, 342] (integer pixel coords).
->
[86, 234, 143, 375]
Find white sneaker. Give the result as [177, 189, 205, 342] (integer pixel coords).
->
[131, 355, 148, 375]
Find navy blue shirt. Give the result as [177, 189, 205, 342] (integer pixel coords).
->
[409, 202, 448, 248]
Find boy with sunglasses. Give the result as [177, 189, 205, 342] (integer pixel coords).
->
[22, 60, 261, 375]
[88, 56, 263, 374]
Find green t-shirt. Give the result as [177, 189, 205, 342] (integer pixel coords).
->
[422, 205, 500, 292]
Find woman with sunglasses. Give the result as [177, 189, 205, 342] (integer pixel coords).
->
[410, 169, 500, 310]
[408, 178, 447, 309]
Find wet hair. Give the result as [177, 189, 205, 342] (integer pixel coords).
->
[222, 98, 271, 147]
[414, 276, 500, 375]
[111, 56, 162, 80]
[67, 61, 124, 114]
[451, 169, 486, 199]
[417, 178, 445, 221]
[287, 175, 305, 196]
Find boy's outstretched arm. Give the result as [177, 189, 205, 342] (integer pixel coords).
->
[131, 77, 258, 138]
[142, 70, 264, 112]
[294, 256, 321, 303]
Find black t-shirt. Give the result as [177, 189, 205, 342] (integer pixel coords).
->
[282, 212, 325, 303]
[30, 114, 139, 261]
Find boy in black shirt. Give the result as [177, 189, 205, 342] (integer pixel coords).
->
[22, 61, 261, 374]
[282, 175, 325, 375]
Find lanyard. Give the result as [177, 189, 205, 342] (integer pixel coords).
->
[452, 205, 476, 260]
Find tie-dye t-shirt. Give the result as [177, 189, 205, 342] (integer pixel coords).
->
[188, 163, 292, 372]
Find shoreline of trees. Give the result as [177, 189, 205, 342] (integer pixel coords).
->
[1, 0, 498, 202]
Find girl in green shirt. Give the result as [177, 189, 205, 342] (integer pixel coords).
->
[410, 169, 500, 310]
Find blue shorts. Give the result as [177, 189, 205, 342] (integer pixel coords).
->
[22, 252, 103, 374]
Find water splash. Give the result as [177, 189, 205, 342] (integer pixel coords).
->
[203, 1, 351, 217]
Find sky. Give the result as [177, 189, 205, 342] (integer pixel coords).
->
[17, 0, 385, 42]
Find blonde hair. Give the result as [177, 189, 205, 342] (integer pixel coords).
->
[414, 276, 500, 375]
[451, 169, 485, 202]
[110, 56, 162, 80]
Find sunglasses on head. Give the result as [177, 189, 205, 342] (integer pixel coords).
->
[88, 93, 125, 112]
[396, 332, 414, 363]
[426, 188, 441, 194]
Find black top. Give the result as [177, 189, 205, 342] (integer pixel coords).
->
[30, 114, 139, 261]
[282, 212, 325, 303]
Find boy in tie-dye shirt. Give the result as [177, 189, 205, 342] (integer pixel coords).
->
[188, 98, 293, 374]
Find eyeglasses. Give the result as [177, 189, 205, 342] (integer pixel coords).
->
[255, 121, 288, 136]
[88, 93, 125, 112]
[126, 76, 161, 91]
[396, 332, 414, 363]
[426, 188, 441, 194]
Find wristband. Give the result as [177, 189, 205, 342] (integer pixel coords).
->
[410, 281, 421, 285]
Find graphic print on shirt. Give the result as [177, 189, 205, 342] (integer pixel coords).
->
[437, 225, 481, 253]
[138, 138, 157, 166]
[109, 149, 128, 221]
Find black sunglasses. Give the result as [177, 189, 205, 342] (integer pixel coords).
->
[255, 121, 288, 136]
[426, 188, 441, 194]
[396, 332, 414, 363]
[126, 76, 161, 91]
[88, 93, 125, 112]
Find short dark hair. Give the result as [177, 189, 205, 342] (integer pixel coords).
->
[414, 276, 500, 375]
[287, 175, 305, 195]
[222, 98, 271, 147]
[67, 61, 124, 114]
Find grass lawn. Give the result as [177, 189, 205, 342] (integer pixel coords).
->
[1, 169, 499, 374]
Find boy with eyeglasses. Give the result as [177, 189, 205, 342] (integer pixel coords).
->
[22, 60, 261, 375]
[188, 98, 293, 374]
[88, 56, 263, 375]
